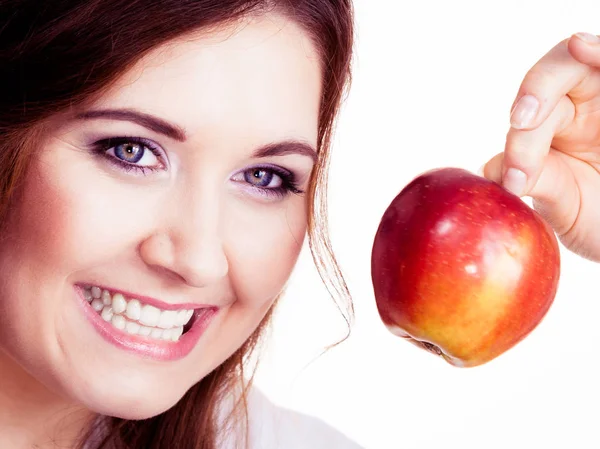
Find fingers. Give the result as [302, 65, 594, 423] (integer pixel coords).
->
[509, 37, 592, 132]
[502, 95, 575, 196]
[500, 32, 600, 196]
[480, 32, 600, 250]
[568, 33, 600, 69]
[564, 33, 600, 105]
[509, 32, 600, 131]
[482, 149, 580, 237]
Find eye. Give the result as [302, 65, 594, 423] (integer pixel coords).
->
[90, 137, 166, 174]
[106, 141, 160, 167]
[232, 164, 304, 200]
[244, 168, 283, 188]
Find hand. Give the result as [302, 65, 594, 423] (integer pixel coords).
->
[483, 32, 600, 262]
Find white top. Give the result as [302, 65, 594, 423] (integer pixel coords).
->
[86, 386, 364, 448]
[222, 386, 364, 449]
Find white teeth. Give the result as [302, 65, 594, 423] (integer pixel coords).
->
[111, 314, 126, 330]
[91, 299, 104, 312]
[126, 321, 140, 335]
[101, 306, 113, 322]
[139, 304, 160, 327]
[171, 326, 184, 341]
[175, 310, 188, 326]
[85, 285, 197, 343]
[158, 310, 178, 329]
[125, 299, 142, 321]
[102, 289, 112, 306]
[91, 286, 102, 299]
[112, 293, 127, 314]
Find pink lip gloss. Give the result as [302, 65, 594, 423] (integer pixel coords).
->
[75, 285, 218, 361]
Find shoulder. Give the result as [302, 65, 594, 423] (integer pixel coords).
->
[244, 386, 364, 449]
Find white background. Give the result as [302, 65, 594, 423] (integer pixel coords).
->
[254, 1, 600, 448]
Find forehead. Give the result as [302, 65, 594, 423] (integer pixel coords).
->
[90, 14, 323, 147]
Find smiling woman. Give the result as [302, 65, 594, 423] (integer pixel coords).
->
[0, 1, 357, 449]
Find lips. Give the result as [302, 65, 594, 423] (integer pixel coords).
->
[82, 284, 195, 341]
[76, 284, 219, 361]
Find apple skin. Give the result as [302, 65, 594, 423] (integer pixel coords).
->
[371, 167, 560, 368]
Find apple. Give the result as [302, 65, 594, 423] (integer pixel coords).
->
[371, 167, 560, 367]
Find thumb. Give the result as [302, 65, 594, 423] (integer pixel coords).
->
[481, 150, 580, 237]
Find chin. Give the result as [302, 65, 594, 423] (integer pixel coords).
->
[67, 371, 192, 420]
[89, 388, 187, 420]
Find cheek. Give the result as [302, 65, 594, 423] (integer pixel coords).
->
[1, 153, 89, 275]
[226, 198, 308, 308]
[10, 149, 155, 273]
[198, 198, 308, 369]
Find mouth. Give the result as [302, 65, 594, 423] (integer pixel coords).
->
[76, 284, 218, 361]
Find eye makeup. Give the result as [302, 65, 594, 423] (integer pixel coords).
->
[89, 136, 166, 176]
[86, 136, 306, 200]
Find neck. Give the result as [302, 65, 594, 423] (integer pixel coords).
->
[0, 350, 96, 449]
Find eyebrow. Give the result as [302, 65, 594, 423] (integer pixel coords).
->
[76, 109, 187, 142]
[75, 108, 318, 161]
[253, 141, 317, 162]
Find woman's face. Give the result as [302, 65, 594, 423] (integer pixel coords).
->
[0, 14, 321, 419]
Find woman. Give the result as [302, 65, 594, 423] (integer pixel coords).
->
[0, 1, 357, 448]
[1, 1, 599, 449]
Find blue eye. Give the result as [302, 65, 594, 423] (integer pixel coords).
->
[113, 142, 145, 163]
[245, 168, 280, 188]
[90, 137, 165, 175]
[233, 165, 304, 200]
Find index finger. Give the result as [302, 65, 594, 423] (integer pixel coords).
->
[509, 34, 595, 131]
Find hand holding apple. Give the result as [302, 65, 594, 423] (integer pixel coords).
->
[371, 168, 560, 367]
[484, 32, 600, 262]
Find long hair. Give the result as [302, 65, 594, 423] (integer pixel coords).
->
[0, 1, 354, 447]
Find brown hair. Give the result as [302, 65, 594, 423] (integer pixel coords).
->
[0, 1, 354, 447]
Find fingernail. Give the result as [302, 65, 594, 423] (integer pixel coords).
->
[503, 168, 527, 196]
[510, 95, 539, 129]
[575, 32, 600, 43]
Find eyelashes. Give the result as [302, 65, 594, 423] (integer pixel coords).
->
[231, 164, 304, 200]
[88, 136, 305, 200]
[90, 136, 164, 175]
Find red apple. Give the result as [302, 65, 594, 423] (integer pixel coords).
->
[371, 167, 560, 367]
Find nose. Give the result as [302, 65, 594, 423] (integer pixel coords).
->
[138, 191, 229, 288]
